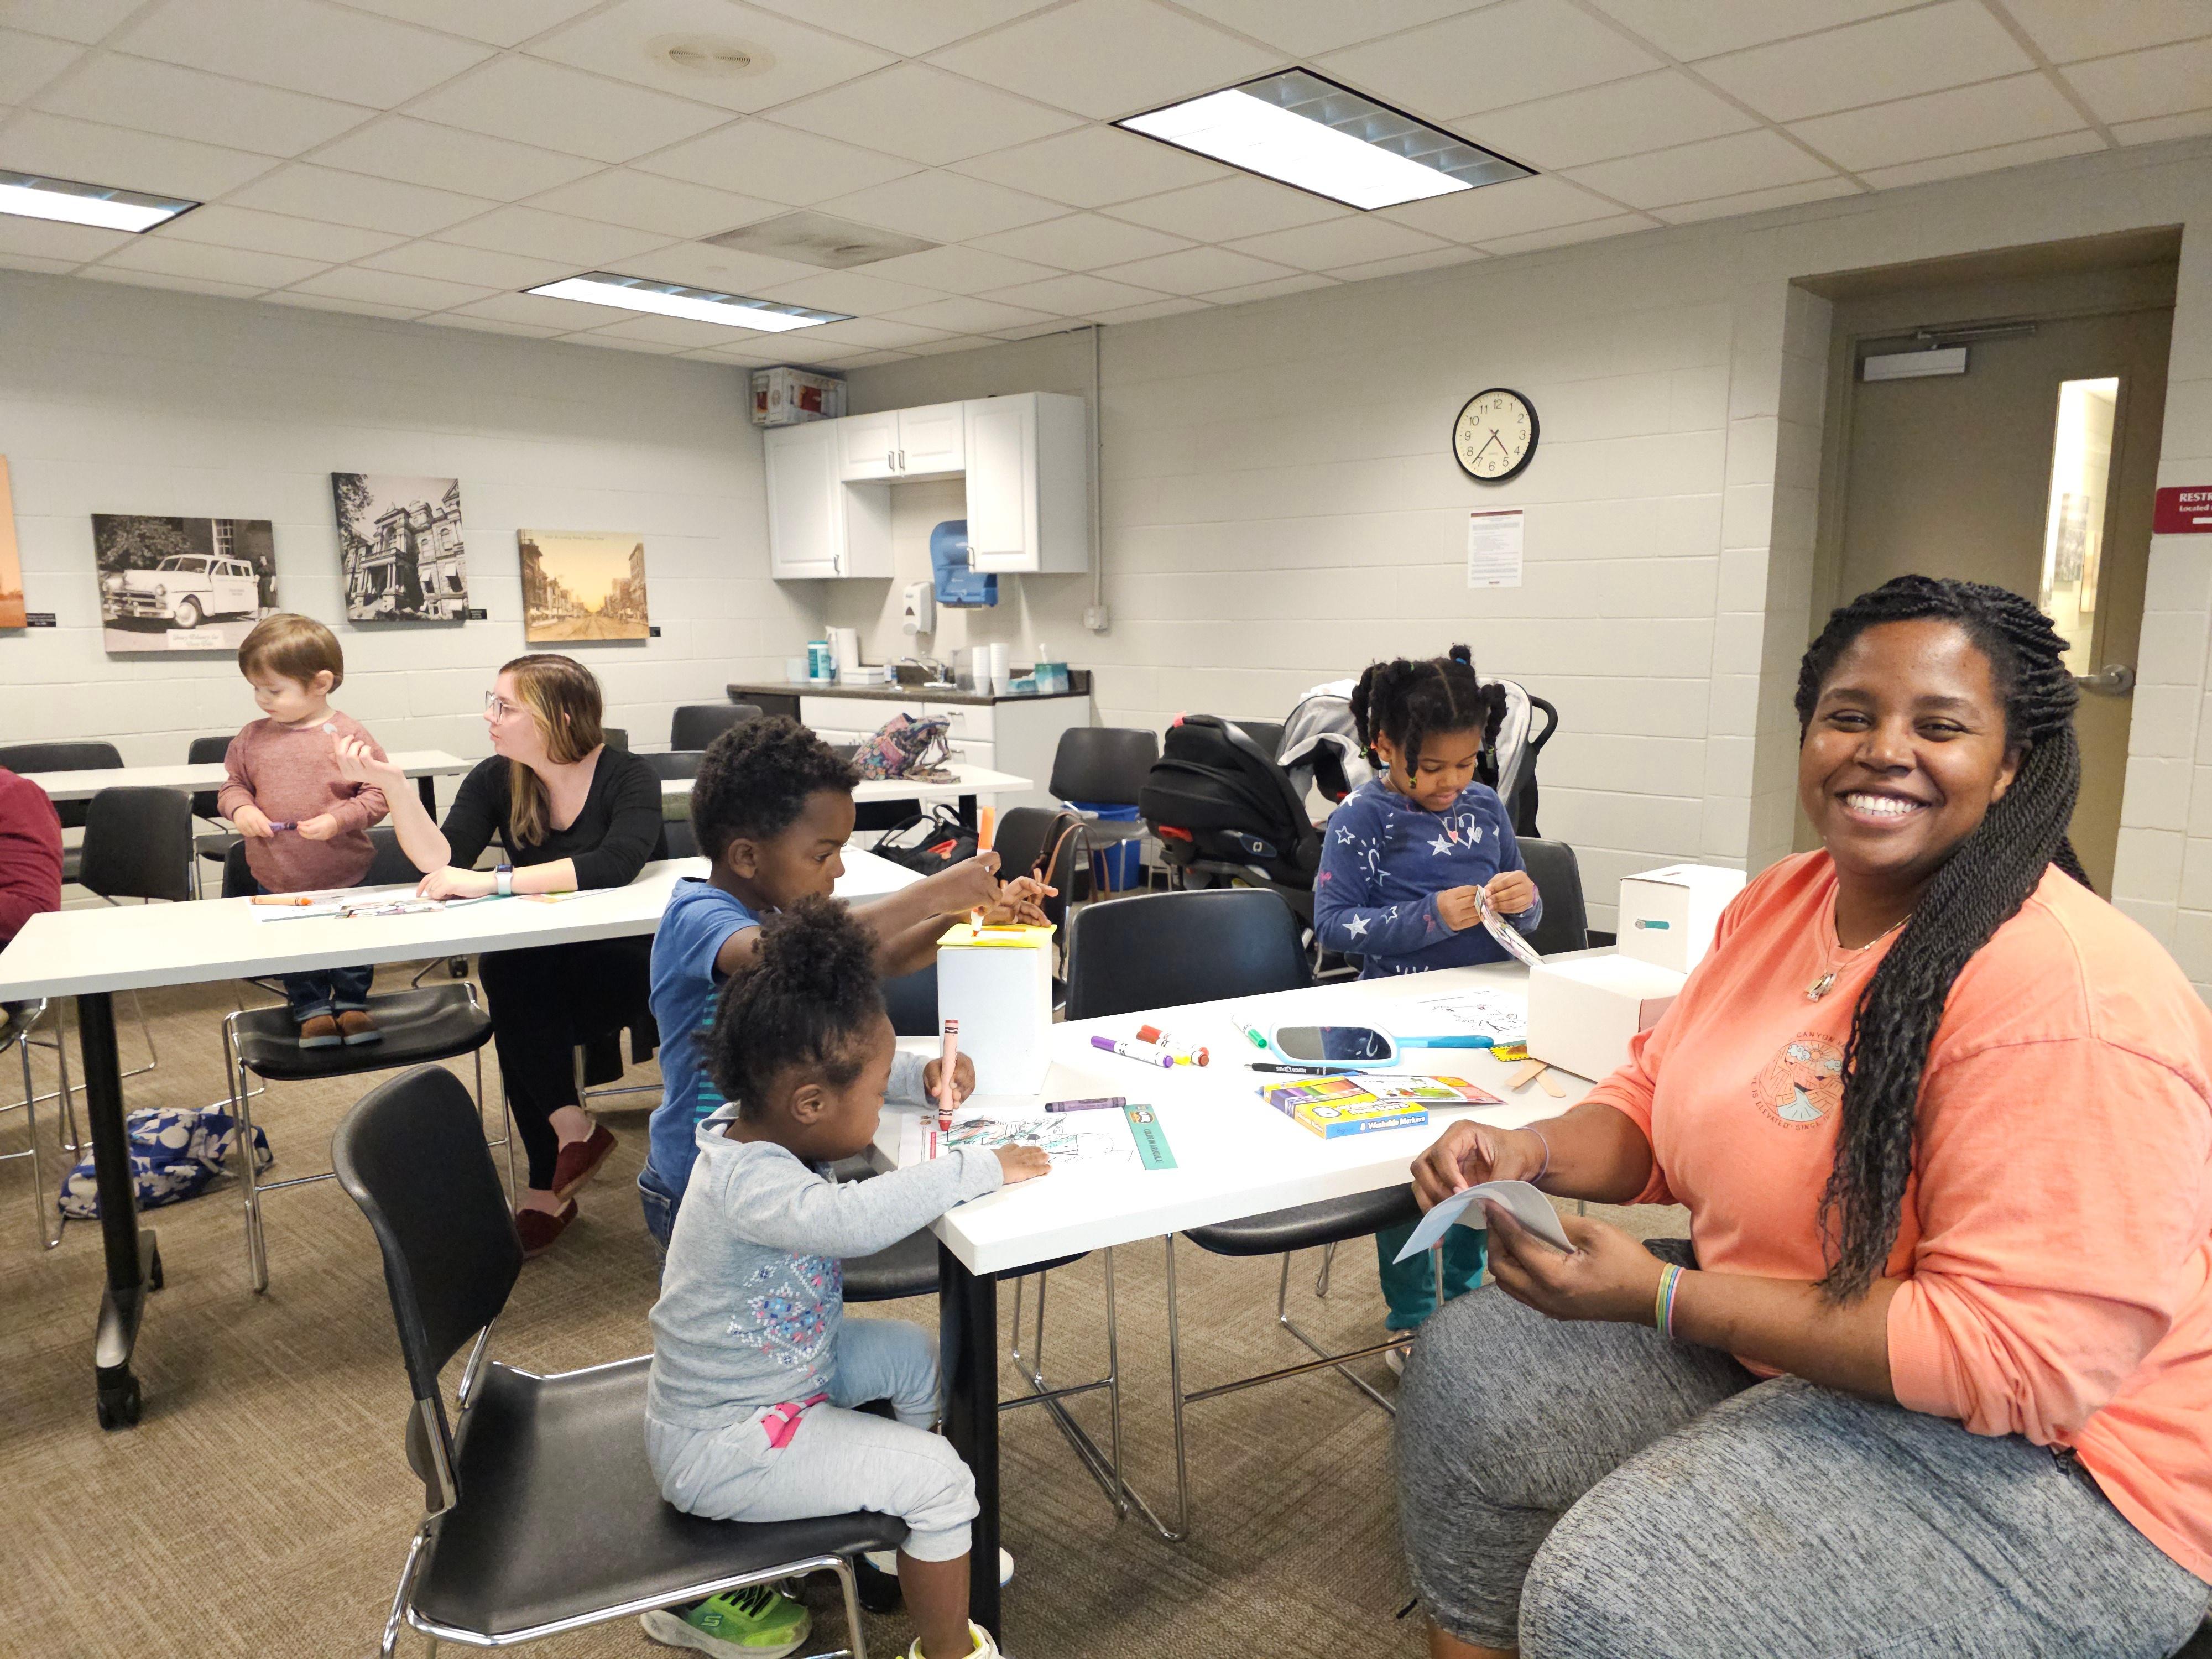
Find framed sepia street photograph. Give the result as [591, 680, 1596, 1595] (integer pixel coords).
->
[518, 529, 650, 643]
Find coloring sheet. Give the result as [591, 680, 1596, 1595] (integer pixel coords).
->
[1407, 987, 1528, 1045]
[898, 1109, 1136, 1169]
[1392, 1180, 1573, 1260]
[1479, 885, 1545, 968]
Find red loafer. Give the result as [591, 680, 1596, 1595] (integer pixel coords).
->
[515, 1201, 577, 1259]
[551, 1124, 617, 1201]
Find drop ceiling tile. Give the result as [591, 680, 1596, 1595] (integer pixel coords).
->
[771, 338, 870, 361]
[1170, 0, 1482, 58]
[84, 266, 264, 298]
[970, 212, 1191, 270]
[310, 116, 601, 199]
[1091, 243, 1300, 294]
[620, 239, 821, 289]
[1323, 244, 1484, 281]
[114, 0, 492, 106]
[0, 0, 143, 45]
[0, 26, 79, 102]
[981, 270, 1168, 314]
[361, 238, 575, 288]
[1698, 2, 2034, 123]
[927, 0, 1284, 122]
[523, 169, 783, 238]
[1086, 295, 1209, 324]
[261, 289, 421, 319]
[855, 242, 1060, 294]
[435, 204, 676, 263]
[2064, 38, 2212, 126]
[995, 315, 1075, 339]
[1198, 270, 1340, 305]
[335, 0, 603, 48]
[795, 316, 960, 348]
[747, 0, 1055, 58]
[817, 169, 1064, 242]
[570, 312, 761, 347]
[161, 204, 404, 262]
[879, 294, 1061, 333]
[226, 163, 497, 234]
[636, 119, 917, 204]
[951, 123, 1228, 207]
[754, 267, 951, 314]
[2112, 109, 2212, 145]
[563, 329, 688, 352]
[1477, 211, 1656, 252]
[95, 236, 328, 288]
[1855, 129, 2106, 190]
[0, 215, 132, 262]
[285, 264, 500, 309]
[893, 333, 990, 354]
[1381, 173, 1621, 241]
[0, 251, 79, 273]
[770, 62, 1081, 165]
[1645, 176, 1859, 224]
[1565, 129, 1835, 208]
[1224, 215, 1448, 271]
[34, 53, 372, 154]
[1105, 174, 1347, 240]
[1466, 70, 1756, 170]
[445, 289, 610, 328]
[527, 0, 894, 113]
[1790, 73, 2085, 172]
[1319, 0, 1657, 124]
[422, 312, 565, 336]
[1584, 0, 1919, 62]
[0, 110, 274, 198]
[830, 348, 919, 367]
[2000, 0, 2211, 65]
[405, 55, 730, 163]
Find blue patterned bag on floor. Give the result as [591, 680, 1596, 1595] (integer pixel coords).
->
[56, 1104, 273, 1218]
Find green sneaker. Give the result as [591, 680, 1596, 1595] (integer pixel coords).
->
[639, 1585, 812, 1659]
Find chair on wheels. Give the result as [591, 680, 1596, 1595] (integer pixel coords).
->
[334, 1065, 900, 1659]
[1065, 886, 1422, 1540]
[0, 739, 121, 885]
[186, 733, 239, 898]
[220, 834, 502, 1293]
[670, 702, 760, 751]
[1517, 839, 1590, 957]
[1, 1000, 71, 1249]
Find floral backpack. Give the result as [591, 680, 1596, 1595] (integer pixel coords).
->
[58, 1103, 272, 1218]
[852, 712, 954, 782]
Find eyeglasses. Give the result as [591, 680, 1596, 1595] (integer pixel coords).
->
[484, 692, 520, 721]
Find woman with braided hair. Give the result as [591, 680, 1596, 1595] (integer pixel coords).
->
[1394, 577, 2212, 1658]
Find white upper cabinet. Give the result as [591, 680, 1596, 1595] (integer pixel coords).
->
[767, 392, 1087, 578]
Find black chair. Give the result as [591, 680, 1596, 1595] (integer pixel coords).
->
[1048, 727, 1158, 806]
[670, 702, 760, 752]
[602, 727, 628, 750]
[186, 734, 241, 897]
[1, 999, 69, 1249]
[333, 1066, 899, 1658]
[1065, 886, 1418, 1539]
[75, 786, 195, 1088]
[993, 805, 1085, 957]
[662, 818, 698, 859]
[1519, 839, 1589, 957]
[0, 739, 121, 884]
[643, 750, 706, 784]
[219, 831, 501, 1292]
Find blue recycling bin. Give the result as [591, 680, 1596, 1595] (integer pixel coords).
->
[1070, 801, 1143, 891]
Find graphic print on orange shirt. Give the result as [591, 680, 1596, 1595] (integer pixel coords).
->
[1753, 1034, 1845, 1128]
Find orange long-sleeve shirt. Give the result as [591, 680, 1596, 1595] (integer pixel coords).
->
[1588, 851, 2212, 1582]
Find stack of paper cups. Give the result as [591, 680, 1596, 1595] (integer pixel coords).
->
[987, 640, 1011, 695]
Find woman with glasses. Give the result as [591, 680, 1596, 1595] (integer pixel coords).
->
[338, 653, 665, 1256]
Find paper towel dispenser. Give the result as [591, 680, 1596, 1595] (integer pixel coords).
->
[931, 520, 997, 608]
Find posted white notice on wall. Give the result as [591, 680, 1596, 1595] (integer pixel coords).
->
[1467, 509, 1524, 589]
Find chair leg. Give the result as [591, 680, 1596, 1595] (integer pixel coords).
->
[381, 1525, 429, 1658]
[13, 1030, 60, 1249]
[225, 1024, 268, 1294]
[828, 1553, 872, 1659]
[119, 987, 158, 1083]
[1313, 1239, 1336, 1298]
[1276, 1249, 1397, 1415]
[1159, 1236, 1193, 1542]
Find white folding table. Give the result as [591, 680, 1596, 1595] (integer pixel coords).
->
[873, 962, 1599, 1633]
[23, 749, 474, 817]
[0, 848, 916, 1430]
[659, 765, 1032, 814]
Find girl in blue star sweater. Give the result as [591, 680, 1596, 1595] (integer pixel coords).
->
[1312, 645, 1542, 1353]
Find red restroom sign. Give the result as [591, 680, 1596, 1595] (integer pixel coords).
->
[2154, 487, 2212, 533]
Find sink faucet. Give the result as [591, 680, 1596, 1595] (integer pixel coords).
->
[895, 654, 954, 685]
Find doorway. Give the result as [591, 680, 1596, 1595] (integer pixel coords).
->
[1803, 235, 2179, 895]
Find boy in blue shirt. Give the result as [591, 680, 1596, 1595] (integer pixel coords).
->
[639, 717, 1049, 1248]
[1312, 647, 1542, 1360]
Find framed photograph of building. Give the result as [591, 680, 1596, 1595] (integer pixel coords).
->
[94, 514, 277, 654]
[0, 457, 23, 630]
[331, 473, 468, 622]
[518, 529, 650, 643]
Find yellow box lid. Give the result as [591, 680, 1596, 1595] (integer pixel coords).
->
[937, 921, 1056, 948]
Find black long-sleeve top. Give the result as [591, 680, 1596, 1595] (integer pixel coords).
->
[440, 749, 667, 889]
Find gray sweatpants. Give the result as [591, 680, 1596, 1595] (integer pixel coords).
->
[1397, 1241, 2210, 1657]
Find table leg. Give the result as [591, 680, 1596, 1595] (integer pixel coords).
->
[79, 990, 160, 1430]
[938, 1241, 1000, 1638]
[415, 774, 437, 815]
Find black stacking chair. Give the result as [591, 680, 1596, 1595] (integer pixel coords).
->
[1518, 839, 1590, 957]
[186, 733, 239, 897]
[1065, 886, 1420, 1539]
[335, 1066, 899, 1658]
[602, 727, 628, 750]
[220, 832, 501, 1292]
[643, 750, 706, 782]
[0, 739, 121, 885]
[670, 702, 760, 751]
[662, 818, 698, 859]
[991, 806, 1084, 985]
[76, 786, 194, 1089]
[1050, 727, 1158, 890]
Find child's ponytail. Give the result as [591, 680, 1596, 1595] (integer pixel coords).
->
[708, 895, 883, 1117]
[1353, 645, 1503, 771]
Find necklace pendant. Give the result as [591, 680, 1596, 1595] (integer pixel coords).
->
[1806, 971, 1838, 1001]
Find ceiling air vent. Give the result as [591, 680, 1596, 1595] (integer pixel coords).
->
[705, 211, 936, 269]
[653, 36, 764, 77]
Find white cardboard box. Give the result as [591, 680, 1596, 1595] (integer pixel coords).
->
[934, 923, 1055, 1094]
[751, 366, 846, 426]
[1526, 954, 1686, 1084]
[1617, 862, 1745, 975]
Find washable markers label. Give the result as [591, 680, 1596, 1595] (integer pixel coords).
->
[1121, 1102, 1177, 1170]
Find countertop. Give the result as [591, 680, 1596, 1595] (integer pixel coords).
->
[729, 671, 1091, 707]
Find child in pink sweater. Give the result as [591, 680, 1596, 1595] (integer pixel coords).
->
[217, 615, 390, 1048]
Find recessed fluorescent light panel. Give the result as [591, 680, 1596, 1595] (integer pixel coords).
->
[1117, 69, 1530, 211]
[0, 169, 197, 233]
[526, 272, 852, 333]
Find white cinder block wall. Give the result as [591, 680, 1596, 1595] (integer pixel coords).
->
[0, 270, 804, 785]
